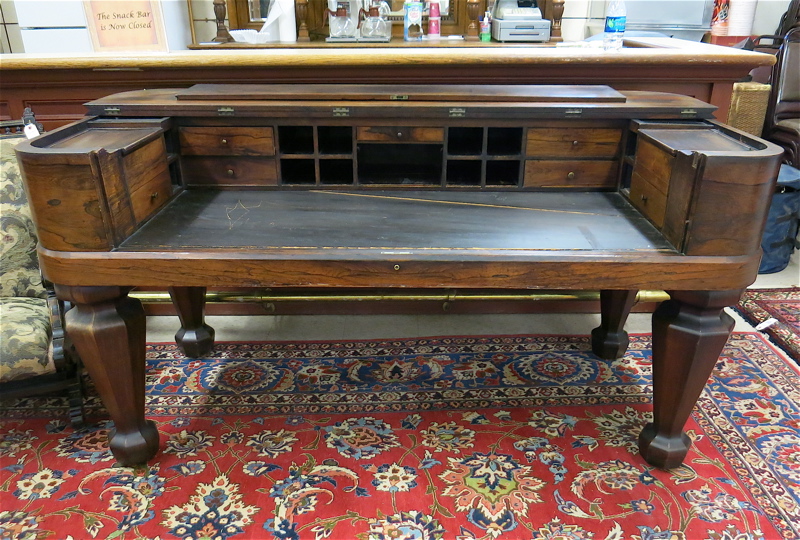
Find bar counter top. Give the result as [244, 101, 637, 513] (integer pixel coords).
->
[0, 38, 774, 70]
[0, 38, 775, 129]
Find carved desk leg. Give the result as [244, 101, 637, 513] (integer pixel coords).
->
[638, 289, 741, 469]
[591, 289, 637, 359]
[56, 285, 158, 466]
[169, 286, 215, 358]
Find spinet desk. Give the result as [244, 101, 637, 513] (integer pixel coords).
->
[15, 84, 783, 469]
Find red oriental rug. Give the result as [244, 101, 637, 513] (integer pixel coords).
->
[2, 333, 800, 540]
[734, 288, 800, 361]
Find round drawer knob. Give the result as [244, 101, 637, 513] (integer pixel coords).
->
[227, 169, 235, 176]
[396, 131, 403, 138]
[150, 192, 159, 201]
[221, 138, 228, 144]
[567, 172, 575, 180]
[572, 140, 579, 146]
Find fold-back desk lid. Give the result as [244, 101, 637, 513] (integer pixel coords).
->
[174, 84, 628, 103]
[85, 85, 717, 119]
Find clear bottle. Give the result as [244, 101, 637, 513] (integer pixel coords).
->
[480, 10, 491, 42]
[603, 0, 626, 51]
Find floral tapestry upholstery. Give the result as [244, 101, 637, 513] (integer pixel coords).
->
[0, 136, 54, 382]
[0, 297, 53, 382]
[1, 137, 46, 299]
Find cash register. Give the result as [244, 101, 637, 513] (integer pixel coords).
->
[491, 0, 551, 42]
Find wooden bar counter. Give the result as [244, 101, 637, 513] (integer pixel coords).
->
[0, 38, 776, 131]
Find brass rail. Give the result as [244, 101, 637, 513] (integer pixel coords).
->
[130, 290, 669, 304]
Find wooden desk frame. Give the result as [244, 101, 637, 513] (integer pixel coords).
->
[16, 84, 783, 470]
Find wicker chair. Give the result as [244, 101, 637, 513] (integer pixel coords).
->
[0, 117, 84, 426]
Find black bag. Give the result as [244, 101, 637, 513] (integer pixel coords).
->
[759, 164, 800, 273]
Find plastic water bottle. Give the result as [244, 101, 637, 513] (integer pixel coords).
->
[603, 0, 626, 51]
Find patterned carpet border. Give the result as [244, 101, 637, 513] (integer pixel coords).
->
[2, 333, 800, 539]
[734, 288, 800, 360]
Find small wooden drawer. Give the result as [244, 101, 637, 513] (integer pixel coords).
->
[182, 157, 278, 186]
[526, 128, 622, 159]
[523, 160, 618, 188]
[124, 137, 172, 224]
[632, 138, 673, 195]
[357, 126, 444, 143]
[629, 171, 668, 227]
[130, 171, 172, 224]
[179, 127, 275, 156]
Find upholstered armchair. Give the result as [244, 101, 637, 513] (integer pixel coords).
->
[0, 131, 84, 426]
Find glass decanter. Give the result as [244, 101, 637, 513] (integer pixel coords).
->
[329, 2, 357, 38]
[360, 4, 390, 39]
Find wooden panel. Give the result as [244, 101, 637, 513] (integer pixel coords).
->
[526, 128, 622, 158]
[0, 101, 11, 121]
[638, 128, 755, 153]
[632, 138, 673, 195]
[523, 160, 618, 188]
[179, 127, 275, 156]
[95, 151, 137, 245]
[21, 99, 91, 131]
[47, 127, 162, 152]
[357, 126, 444, 143]
[182, 157, 278, 186]
[661, 152, 697, 251]
[177, 84, 627, 103]
[682, 157, 780, 256]
[16, 156, 110, 251]
[124, 137, 168, 193]
[629, 171, 668, 228]
[124, 138, 172, 223]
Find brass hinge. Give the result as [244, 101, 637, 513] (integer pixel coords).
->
[218, 107, 235, 116]
[449, 108, 466, 118]
[104, 107, 121, 114]
[390, 95, 409, 101]
[681, 109, 697, 116]
[333, 107, 350, 117]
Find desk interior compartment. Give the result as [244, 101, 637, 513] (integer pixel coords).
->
[358, 143, 443, 185]
[626, 123, 778, 256]
[17, 118, 173, 251]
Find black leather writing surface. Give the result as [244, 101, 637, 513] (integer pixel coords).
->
[122, 190, 673, 255]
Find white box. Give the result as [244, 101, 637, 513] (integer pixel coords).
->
[15, 0, 88, 28]
[20, 27, 93, 53]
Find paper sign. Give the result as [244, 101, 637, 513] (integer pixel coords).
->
[84, 1, 168, 52]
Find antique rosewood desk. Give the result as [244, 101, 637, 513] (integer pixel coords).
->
[15, 84, 782, 469]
